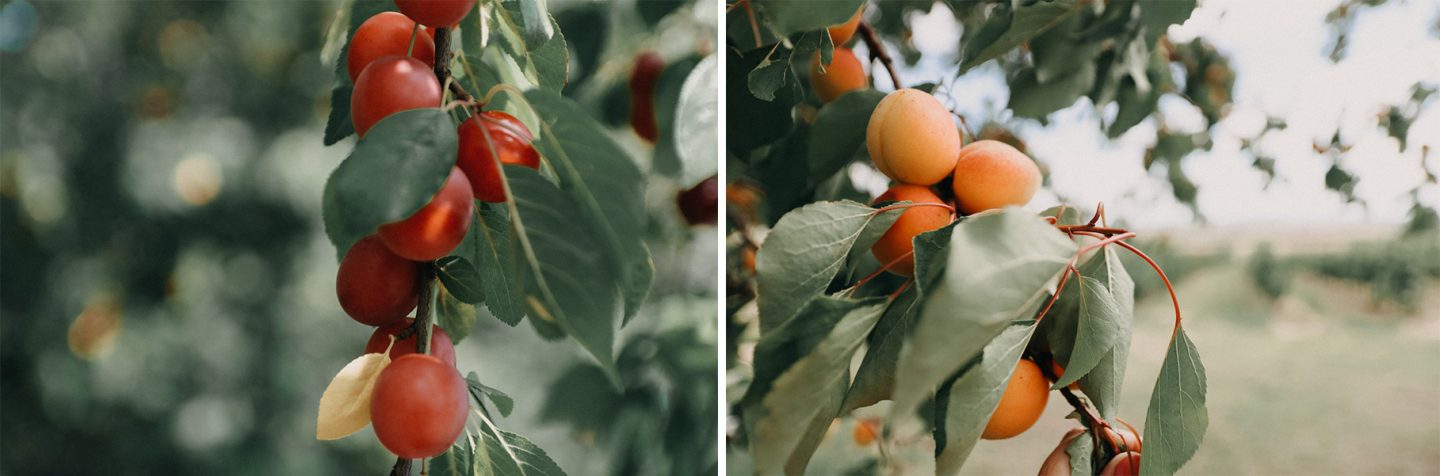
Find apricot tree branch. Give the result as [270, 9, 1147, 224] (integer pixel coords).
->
[856, 22, 901, 89]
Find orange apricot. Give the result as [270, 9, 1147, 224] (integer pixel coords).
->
[809, 47, 867, 104]
[827, 5, 864, 46]
[870, 184, 952, 276]
[1102, 425, 1142, 453]
[950, 140, 1041, 215]
[866, 89, 961, 185]
[982, 359, 1049, 440]
[1050, 361, 1079, 390]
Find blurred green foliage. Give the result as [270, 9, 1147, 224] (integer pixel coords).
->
[0, 0, 717, 474]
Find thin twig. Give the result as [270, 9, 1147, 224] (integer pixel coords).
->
[856, 22, 901, 89]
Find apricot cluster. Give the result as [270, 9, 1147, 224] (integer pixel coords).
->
[336, 1, 539, 460]
[865, 88, 1042, 275]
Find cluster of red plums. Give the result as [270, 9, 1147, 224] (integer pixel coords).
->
[337, 0, 544, 460]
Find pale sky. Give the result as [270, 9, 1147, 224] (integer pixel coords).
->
[854, 0, 1440, 229]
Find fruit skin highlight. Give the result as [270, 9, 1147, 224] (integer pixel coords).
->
[347, 12, 436, 82]
[377, 167, 475, 261]
[950, 139, 1041, 215]
[336, 235, 419, 327]
[364, 318, 457, 367]
[351, 55, 442, 137]
[394, 0, 476, 28]
[809, 47, 867, 104]
[866, 89, 961, 186]
[981, 359, 1049, 440]
[456, 111, 541, 202]
[870, 184, 952, 276]
[369, 354, 470, 459]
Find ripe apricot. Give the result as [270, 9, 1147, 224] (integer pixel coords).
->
[377, 167, 474, 261]
[866, 89, 961, 185]
[870, 184, 952, 276]
[1100, 451, 1140, 476]
[1102, 425, 1142, 453]
[950, 140, 1041, 215]
[370, 354, 469, 459]
[351, 55, 441, 137]
[364, 318, 457, 368]
[347, 12, 435, 82]
[982, 359, 1049, 440]
[336, 235, 419, 327]
[809, 47, 867, 104]
[827, 6, 864, 46]
[456, 111, 540, 202]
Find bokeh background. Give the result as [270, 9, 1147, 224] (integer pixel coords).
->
[0, 0, 718, 474]
[729, 0, 1439, 474]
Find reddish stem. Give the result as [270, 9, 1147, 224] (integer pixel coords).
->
[1114, 240, 1184, 334]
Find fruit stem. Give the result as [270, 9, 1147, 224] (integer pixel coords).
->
[856, 22, 902, 89]
[416, 262, 437, 355]
[1113, 240, 1184, 334]
[406, 23, 419, 58]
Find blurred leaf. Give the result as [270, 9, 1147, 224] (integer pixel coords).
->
[315, 352, 390, 440]
[959, 0, 1080, 74]
[808, 90, 884, 184]
[1325, 163, 1358, 202]
[890, 210, 1075, 421]
[438, 284, 478, 344]
[1138, 0, 1197, 38]
[524, 89, 653, 324]
[1008, 63, 1095, 120]
[755, 201, 902, 332]
[747, 54, 794, 102]
[322, 109, 457, 257]
[504, 168, 621, 383]
[467, 372, 515, 418]
[503, 0, 555, 49]
[1031, 15, 1103, 83]
[742, 296, 888, 475]
[1140, 327, 1209, 475]
[653, 55, 705, 178]
[674, 55, 721, 185]
[754, 0, 865, 36]
[554, 4, 605, 91]
[638, 0, 686, 26]
[933, 322, 1037, 473]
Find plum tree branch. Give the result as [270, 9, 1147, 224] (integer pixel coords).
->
[856, 22, 901, 89]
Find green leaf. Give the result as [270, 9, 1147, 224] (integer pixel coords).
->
[889, 209, 1075, 422]
[321, 109, 457, 257]
[467, 371, 515, 418]
[1050, 276, 1122, 389]
[476, 426, 568, 476]
[959, 0, 1081, 74]
[503, 0, 554, 50]
[841, 285, 920, 412]
[323, 0, 391, 146]
[433, 430, 479, 476]
[729, 47, 801, 154]
[754, 0, 865, 37]
[1140, 326, 1208, 475]
[1077, 247, 1135, 420]
[438, 256, 485, 304]
[653, 56, 705, 179]
[1138, 0, 1197, 39]
[1066, 430, 1094, 476]
[1008, 63, 1095, 120]
[933, 322, 1038, 473]
[742, 296, 888, 476]
[523, 89, 653, 324]
[1030, 15, 1102, 84]
[673, 55, 720, 185]
[528, 14, 569, 93]
[808, 90, 884, 184]
[755, 201, 902, 332]
[505, 168, 621, 383]
[437, 285, 479, 344]
[747, 55, 795, 102]
[455, 204, 526, 326]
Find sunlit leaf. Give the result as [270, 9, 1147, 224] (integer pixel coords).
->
[1140, 326, 1209, 475]
[316, 352, 390, 440]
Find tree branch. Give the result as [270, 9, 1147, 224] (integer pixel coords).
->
[857, 22, 901, 89]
